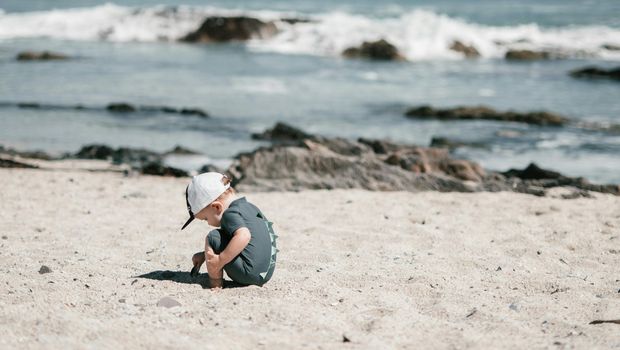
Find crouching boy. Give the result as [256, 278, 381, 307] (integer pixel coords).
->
[181, 172, 277, 288]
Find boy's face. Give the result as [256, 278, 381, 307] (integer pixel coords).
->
[195, 201, 224, 227]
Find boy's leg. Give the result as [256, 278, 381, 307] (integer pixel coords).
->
[206, 229, 260, 287]
[205, 230, 225, 288]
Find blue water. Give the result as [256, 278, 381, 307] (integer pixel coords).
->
[1, 1, 619, 182]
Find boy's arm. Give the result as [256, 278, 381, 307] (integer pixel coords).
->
[213, 227, 251, 267]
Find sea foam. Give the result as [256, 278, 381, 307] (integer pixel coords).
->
[1, 3, 619, 60]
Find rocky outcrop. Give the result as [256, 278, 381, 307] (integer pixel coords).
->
[180, 16, 278, 42]
[0, 101, 208, 118]
[73, 144, 187, 177]
[569, 66, 620, 81]
[505, 50, 552, 60]
[232, 123, 485, 190]
[450, 41, 480, 58]
[501, 163, 620, 196]
[16, 51, 70, 61]
[0, 145, 55, 160]
[405, 105, 569, 126]
[164, 145, 201, 155]
[342, 39, 405, 61]
[227, 123, 619, 196]
[602, 44, 620, 51]
[251, 122, 311, 143]
[106, 103, 136, 113]
[0, 158, 38, 169]
[106, 103, 209, 117]
[429, 137, 487, 150]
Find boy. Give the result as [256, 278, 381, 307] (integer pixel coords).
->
[181, 172, 277, 288]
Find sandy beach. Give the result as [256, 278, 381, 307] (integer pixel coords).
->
[0, 163, 619, 349]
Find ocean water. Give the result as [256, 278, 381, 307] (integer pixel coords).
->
[0, 1, 619, 182]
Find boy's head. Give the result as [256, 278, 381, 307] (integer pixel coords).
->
[181, 172, 235, 230]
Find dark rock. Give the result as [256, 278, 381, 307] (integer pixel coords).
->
[1, 101, 209, 118]
[502, 163, 562, 180]
[73, 144, 115, 160]
[0, 158, 38, 169]
[1, 144, 54, 160]
[405, 105, 569, 126]
[110, 147, 161, 166]
[357, 138, 404, 154]
[505, 50, 552, 60]
[279, 18, 313, 25]
[39, 265, 52, 274]
[17, 102, 41, 109]
[561, 190, 593, 199]
[450, 41, 480, 58]
[251, 122, 311, 143]
[501, 163, 620, 196]
[602, 44, 620, 51]
[198, 164, 225, 174]
[430, 137, 487, 150]
[16, 51, 70, 61]
[140, 162, 188, 177]
[181, 16, 278, 43]
[342, 39, 405, 61]
[569, 66, 620, 81]
[164, 145, 201, 155]
[179, 108, 208, 117]
[72, 144, 190, 177]
[106, 103, 136, 113]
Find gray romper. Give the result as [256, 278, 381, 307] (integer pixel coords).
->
[207, 197, 277, 286]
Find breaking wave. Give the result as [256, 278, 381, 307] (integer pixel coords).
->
[1, 3, 619, 60]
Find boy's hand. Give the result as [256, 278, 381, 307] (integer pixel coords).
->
[206, 249, 222, 271]
[191, 251, 205, 277]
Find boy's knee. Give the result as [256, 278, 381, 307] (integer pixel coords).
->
[206, 229, 222, 252]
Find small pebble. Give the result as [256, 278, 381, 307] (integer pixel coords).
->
[38, 265, 51, 274]
[157, 296, 181, 308]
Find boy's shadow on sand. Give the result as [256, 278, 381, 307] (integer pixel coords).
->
[136, 270, 245, 289]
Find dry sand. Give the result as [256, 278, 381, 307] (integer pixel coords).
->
[0, 164, 619, 349]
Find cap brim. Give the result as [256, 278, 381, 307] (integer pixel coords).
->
[181, 215, 194, 230]
[181, 184, 194, 230]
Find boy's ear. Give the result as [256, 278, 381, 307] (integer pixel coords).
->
[211, 201, 223, 213]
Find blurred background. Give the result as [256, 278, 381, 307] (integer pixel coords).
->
[0, 0, 619, 182]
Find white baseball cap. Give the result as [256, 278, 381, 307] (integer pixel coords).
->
[181, 172, 231, 230]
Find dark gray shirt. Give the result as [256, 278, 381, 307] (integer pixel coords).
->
[220, 197, 276, 278]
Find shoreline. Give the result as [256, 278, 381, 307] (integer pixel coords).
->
[0, 166, 619, 348]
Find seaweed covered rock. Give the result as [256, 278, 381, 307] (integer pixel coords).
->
[405, 105, 569, 126]
[181, 16, 278, 42]
[569, 66, 620, 81]
[342, 39, 405, 61]
[450, 41, 480, 58]
[16, 51, 70, 61]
